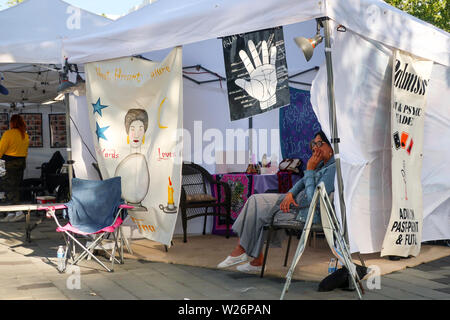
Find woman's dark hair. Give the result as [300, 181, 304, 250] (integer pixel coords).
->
[124, 109, 148, 134]
[10, 114, 27, 139]
[314, 130, 331, 147]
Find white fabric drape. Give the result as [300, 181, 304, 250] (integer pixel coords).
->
[311, 26, 450, 253]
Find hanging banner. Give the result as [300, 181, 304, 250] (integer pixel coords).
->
[280, 87, 322, 171]
[381, 50, 433, 257]
[222, 27, 290, 121]
[85, 47, 183, 246]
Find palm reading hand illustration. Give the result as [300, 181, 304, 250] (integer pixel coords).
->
[235, 40, 277, 110]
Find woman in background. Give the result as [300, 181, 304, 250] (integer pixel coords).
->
[0, 114, 29, 222]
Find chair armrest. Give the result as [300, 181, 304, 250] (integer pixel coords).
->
[119, 204, 134, 209]
[37, 204, 67, 228]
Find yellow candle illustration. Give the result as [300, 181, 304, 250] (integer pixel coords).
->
[168, 176, 174, 205]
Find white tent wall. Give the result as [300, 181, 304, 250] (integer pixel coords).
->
[68, 95, 99, 180]
[181, 80, 284, 174]
[311, 23, 450, 253]
[9, 104, 69, 179]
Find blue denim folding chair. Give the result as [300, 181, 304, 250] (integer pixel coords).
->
[45, 177, 133, 272]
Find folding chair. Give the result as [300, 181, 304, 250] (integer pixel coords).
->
[44, 177, 133, 272]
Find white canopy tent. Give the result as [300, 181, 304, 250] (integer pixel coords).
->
[0, 0, 111, 64]
[0, 0, 112, 178]
[1, 0, 448, 252]
[59, 0, 449, 253]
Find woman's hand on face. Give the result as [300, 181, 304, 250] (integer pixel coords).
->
[306, 148, 323, 170]
[280, 192, 298, 213]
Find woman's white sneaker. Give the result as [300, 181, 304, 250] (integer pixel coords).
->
[217, 253, 248, 268]
[236, 262, 262, 272]
[1, 213, 16, 222]
[10, 211, 25, 222]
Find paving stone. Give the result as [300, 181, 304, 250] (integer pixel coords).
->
[134, 272, 208, 300]
[16, 282, 55, 290]
[434, 287, 450, 295]
[366, 285, 428, 300]
[49, 276, 103, 300]
[79, 273, 140, 300]
[401, 267, 447, 280]
[384, 272, 448, 290]
[380, 277, 450, 299]
[430, 277, 450, 285]
[108, 275, 173, 299]
[0, 260, 34, 265]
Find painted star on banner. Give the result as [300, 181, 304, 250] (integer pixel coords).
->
[96, 122, 110, 141]
[92, 97, 108, 116]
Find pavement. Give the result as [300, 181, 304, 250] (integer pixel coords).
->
[0, 213, 449, 301]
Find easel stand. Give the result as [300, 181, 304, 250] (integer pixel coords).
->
[280, 182, 364, 300]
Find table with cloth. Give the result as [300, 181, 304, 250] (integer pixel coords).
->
[211, 172, 302, 235]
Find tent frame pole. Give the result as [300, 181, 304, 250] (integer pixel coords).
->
[322, 17, 365, 267]
[64, 93, 73, 199]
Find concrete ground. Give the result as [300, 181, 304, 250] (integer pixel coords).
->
[0, 213, 449, 301]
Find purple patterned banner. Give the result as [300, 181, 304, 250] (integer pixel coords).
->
[279, 87, 321, 170]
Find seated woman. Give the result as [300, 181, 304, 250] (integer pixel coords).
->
[217, 130, 336, 272]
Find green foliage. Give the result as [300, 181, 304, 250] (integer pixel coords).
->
[385, 0, 449, 32]
[7, 0, 25, 6]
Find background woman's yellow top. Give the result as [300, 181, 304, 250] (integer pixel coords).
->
[0, 129, 30, 158]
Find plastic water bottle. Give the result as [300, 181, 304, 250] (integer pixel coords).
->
[57, 245, 65, 272]
[328, 258, 337, 274]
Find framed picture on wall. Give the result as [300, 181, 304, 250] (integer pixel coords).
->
[48, 114, 67, 148]
[0, 113, 9, 137]
[21, 113, 43, 148]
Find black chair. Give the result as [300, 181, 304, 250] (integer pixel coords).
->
[180, 162, 232, 243]
[20, 151, 67, 202]
[260, 216, 304, 278]
[259, 193, 333, 278]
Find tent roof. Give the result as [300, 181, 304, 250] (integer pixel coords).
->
[0, 0, 112, 64]
[0, 63, 62, 104]
[63, 0, 449, 66]
[63, 0, 324, 63]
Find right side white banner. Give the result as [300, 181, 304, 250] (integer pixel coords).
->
[381, 50, 433, 257]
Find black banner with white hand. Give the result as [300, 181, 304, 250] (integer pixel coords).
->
[222, 27, 290, 121]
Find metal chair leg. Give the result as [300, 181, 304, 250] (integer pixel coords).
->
[260, 227, 273, 278]
[202, 207, 208, 235]
[181, 207, 188, 243]
[284, 233, 292, 267]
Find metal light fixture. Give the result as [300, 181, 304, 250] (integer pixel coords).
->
[42, 100, 59, 105]
[55, 93, 65, 101]
[294, 19, 324, 61]
[0, 72, 9, 95]
[71, 64, 86, 96]
[57, 58, 76, 93]
[0, 84, 8, 95]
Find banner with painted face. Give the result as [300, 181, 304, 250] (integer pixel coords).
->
[222, 27, 290, 121]
[85, 47, 183, 246]
[381, 50, 433, 257]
